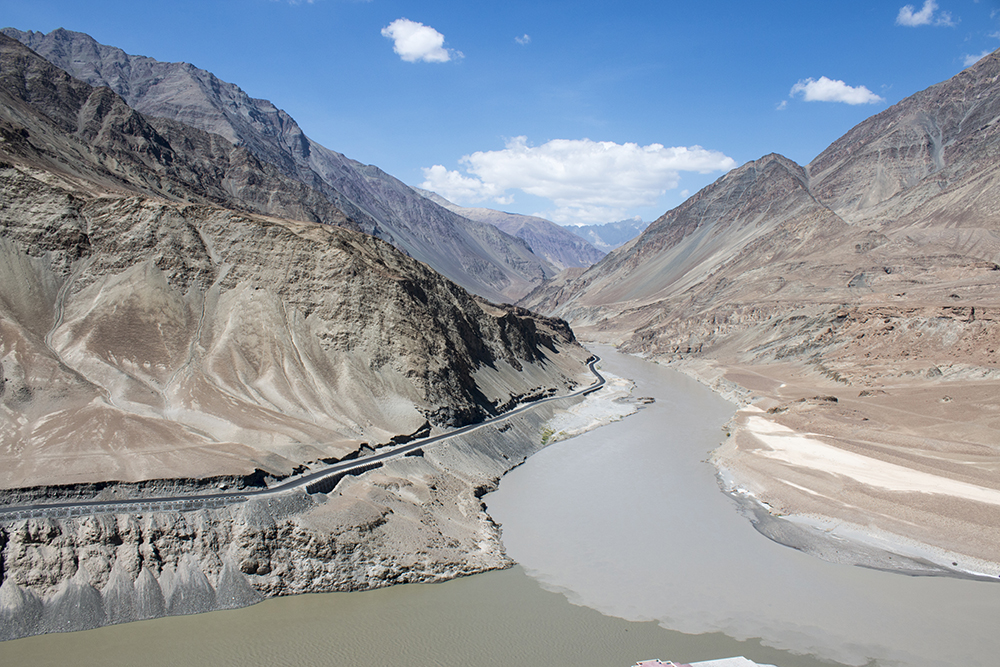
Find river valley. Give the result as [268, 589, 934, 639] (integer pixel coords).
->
[487, 347, 1000, 667]
[4, 348, 1000, 666]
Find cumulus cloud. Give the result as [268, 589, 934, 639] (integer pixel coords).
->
[421, 165, 508, 203]
[964, 50, 992, 67]
[896, 1, 955, 27]
[421, 136, 735, 224]
[381, 18, 460, 63]
[515, 34, 531, 45]
[790, 77, 884, 105]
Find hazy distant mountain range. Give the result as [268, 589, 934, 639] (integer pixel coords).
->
[2, 27, 555, 302]
[566, 218, 650, 252]
[415, 188, 606, 271]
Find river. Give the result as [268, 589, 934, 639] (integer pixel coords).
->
[486, 347, 1000, 667]
[4, 348, 1000, 666]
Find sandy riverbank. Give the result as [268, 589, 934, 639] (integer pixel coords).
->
[661, 356, 1000, 580]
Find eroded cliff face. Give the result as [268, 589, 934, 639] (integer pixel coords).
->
[0, 29, 597, 642]
[0, 390, 607, 641]
[0, 35, 358, 233]
[0, 32, 589, 490]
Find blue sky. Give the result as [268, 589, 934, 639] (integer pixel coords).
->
[5, 0, 1000, 224]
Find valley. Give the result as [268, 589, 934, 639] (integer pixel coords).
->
[520, 50, 1000, 575]
[1, 15, 999, 666]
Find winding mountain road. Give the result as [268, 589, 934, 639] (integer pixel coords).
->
[0, 356, 605, 520]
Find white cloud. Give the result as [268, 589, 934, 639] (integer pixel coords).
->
[381, 18, 460, 63]
[421, 165, 507, 202]
[896, 1, 955, 27]
[421, 136, 735, 224]
[964, 50, 992, 67]
[515, 34, 531, 45]
[776, 100, 788, 111]
[790, 77, 884, 105]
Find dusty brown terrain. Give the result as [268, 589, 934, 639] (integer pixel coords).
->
[0, 382, 646, 640]
[0, 30, 607, 640]
[0, 35, 590, 490]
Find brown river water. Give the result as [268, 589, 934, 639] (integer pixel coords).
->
[4, 347, 1000, 666]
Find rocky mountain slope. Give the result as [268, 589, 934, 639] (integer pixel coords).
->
[3, 27, 556, 302]
[0, 33, 589, 490]
[416, 188, 605, 271]
[522, 50, 1000, 568]
[525, 50, 1000, 367]
[0, 35, 359, 232]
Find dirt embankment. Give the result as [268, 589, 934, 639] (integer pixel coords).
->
[0, 371, 647, 642]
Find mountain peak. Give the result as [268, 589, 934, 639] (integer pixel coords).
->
[808, 47, 1000, 221]
[5, 27, 557, 301]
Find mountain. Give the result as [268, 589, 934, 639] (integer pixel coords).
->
[0, 34, 362, 232]
[522, 152, 859, 329]
[526, 51, 1000, 359]
[3, 27, 556, 302]
[522, 50, 1000, 568]
[567, 218, 650, 252]
[0, 33, 589, 489]
[415, 189, 605, 271]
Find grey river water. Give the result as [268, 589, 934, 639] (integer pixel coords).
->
[3, 348, 1000, 666]
[487, 348, 1000, 667]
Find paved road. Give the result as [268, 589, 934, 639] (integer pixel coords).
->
[0, 356, 605, 520]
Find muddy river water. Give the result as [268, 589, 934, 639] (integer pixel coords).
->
[4, 348, 1000, 666]
[486, 347, 1000, 667]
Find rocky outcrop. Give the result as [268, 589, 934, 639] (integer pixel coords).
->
[0, 169, 587, 488]
[0, 30, 600, 640]
[0, 20, 617, 644]
[4, 27, 557, 302]
[0, 34, 358, 232]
